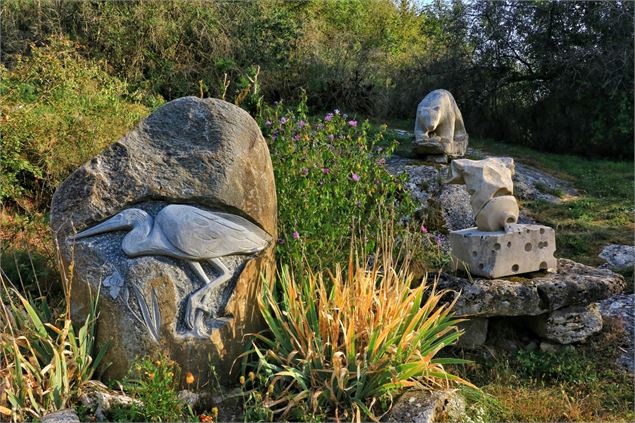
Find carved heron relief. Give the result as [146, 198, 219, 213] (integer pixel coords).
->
[72, 204, 272, 333]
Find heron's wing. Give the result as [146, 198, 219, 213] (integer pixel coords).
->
[157, 205, 270, 258]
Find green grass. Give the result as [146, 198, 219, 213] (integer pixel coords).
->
[450, 322, 635, 422]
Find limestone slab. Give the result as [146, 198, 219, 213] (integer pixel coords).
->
[448, 224, 556, 278]
[437, 259, 625, 317]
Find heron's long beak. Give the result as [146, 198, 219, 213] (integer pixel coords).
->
[73, 215, 130, 240]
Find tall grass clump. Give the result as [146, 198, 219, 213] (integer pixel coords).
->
[0, 36, 155, 209]
[260, 94, 416, 269]
[0, 249, 107, 421]
[242, 231, 469, 421]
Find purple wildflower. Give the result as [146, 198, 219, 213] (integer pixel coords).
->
[355, 201, 361, 207]
[265, 120, 272, 126]
[292, 231, 300, 240]
[298, 120, 305, 128]
[301, 167, 309, 176]
[351, 173, 361, 182]
[347, 120, 358, 127]
[420, 225, 428, 233]
[294, 134, 300, 141]
[325, 113, 334, 122]
[280, 116, 288, 124]
[321, 167, 331, 174]
[278, 238, 285, 245]
[328, 134, 334, 141]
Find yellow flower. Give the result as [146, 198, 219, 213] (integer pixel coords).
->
[147, 372, 155, 380]
[268, 384, 274, 394]
[212, 407, 219, 417]
[185, 372, 195, 385]
[248, 371, 255, 382]
[155, 360, 161, 366]
[239, 375, 245, 385]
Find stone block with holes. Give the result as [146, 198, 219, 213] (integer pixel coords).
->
[448, 223, 557, 278]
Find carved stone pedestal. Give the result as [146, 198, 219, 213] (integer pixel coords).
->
[448, 224, 557, 278]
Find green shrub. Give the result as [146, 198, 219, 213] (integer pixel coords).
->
[0, 36, 156, 208]
[242, 235, 469, 421]
[260, 95, 416, 269]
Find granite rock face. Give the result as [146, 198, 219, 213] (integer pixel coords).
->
[50, 97, 277, 384]
[513, 162, 577, 202]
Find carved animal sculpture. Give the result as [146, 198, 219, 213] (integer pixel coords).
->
[414, 89, 468, 157]
[73, 204, 271, 330]
[446, 157, 519, 232]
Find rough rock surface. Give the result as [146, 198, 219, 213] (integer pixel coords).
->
[386, 390, 465, 423]
[50, 97, 277, 384]
[599, 244, 634, 272]
[41, 409, 80, 423]
[386, 149, 573, 234]
[79, 380, 143, 421]
[456, 317, 488, 348]
[599, 294, 634, 373]
[528, 304, 603, 344]
[438, 259, 625, 317]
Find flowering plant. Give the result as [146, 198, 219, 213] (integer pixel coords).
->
[260, 95, 416, 268]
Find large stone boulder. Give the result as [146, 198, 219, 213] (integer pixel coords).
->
[50, 97, 277, 385]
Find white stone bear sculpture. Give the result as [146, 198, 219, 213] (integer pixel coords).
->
[414, 89, 468, 158]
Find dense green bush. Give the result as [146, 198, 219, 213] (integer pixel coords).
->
[4, 0, 631, 157]
[0, 37, 155, 208]
[259, 95, 416, 268]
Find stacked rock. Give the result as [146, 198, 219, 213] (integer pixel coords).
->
[445, 157, 557, 278]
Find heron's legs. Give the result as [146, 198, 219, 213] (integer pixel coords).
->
[188, 261, 211, 285]
[184, 259, 232, 330]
